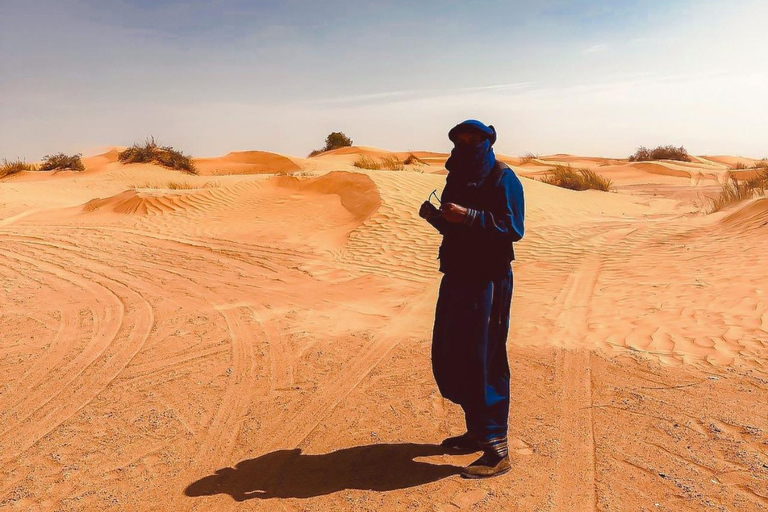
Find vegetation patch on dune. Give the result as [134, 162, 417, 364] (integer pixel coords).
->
[118, 137, 197, 174]
[308, 131, 353, 157]
[39, 153, 85, 172]
[132, 180, 219, 190]
[708, 168, 768, 213]
[629, 145, 691, 162]
[518, 152, 539, 165]
[540, 165, 612, 191]
[0, 159, 37, 178]
[353, 155, 404, 171]
[731, 160, 766, 171]
[274, 170, 317, 177]
[403, 152, 426, 166]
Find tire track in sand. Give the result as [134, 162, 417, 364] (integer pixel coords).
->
[549, 226, 635, 512]
[551, 258, 601, 512]
[0, 241, 154, 470]
[8, 232, 265, 471]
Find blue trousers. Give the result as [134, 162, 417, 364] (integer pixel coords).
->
[431, 270, 513, 442]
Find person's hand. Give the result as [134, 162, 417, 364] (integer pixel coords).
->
[419, 201, 440, 220]
[441, 202, 468, 223]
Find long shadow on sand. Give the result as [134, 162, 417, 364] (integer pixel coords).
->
[184, 443, 461, 501]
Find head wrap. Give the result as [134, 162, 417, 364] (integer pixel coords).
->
[445, 120, 497, 187]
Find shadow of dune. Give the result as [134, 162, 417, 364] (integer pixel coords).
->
[184, 443, 461, 501]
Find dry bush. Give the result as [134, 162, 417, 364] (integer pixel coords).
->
[39, 153, 85, 172]
[540, 165, 612, 191]
[379, 155, 404, 170]
[404, 152, 426, 166]
[274, 170, 317, 177]
[629, 145, 690, 162]
[708, 178, 758, 212]
[518, 152, 539, 165]
[118, 137, 196, 174]
[353, 155, 382, 170]
[733, 161, 748, 170]
[353, 155, 404, 170]
[1, 159, 37, 178]
[133, 180, 219, 190]
[708, 170, 768, 212]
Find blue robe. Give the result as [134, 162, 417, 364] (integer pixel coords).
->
[427, 121, 525, 441]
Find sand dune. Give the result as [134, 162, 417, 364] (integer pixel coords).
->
[703, 155, 764, 168]
[1, 147, 767, 511]
[272, 171, 381, 221]
[718, 197, 768, 232]
[83, 188, 223, 216]
[194, 150, 302, 175]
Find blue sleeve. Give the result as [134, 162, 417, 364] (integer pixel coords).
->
[465, 171, 525, 241]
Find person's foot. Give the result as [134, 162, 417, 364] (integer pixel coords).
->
[461, 437, 511, 479]
[440, 432, 480, 452]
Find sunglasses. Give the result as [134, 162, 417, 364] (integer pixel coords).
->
[427, 189, 442, 208]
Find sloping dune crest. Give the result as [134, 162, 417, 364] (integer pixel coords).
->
[82, 188, 224, 216]
[271, 171, 382, 221]
[719, 197, 768, 232]
[194, 150, 302, 175]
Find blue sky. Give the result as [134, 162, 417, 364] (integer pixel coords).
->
[1, 0, 766, 159]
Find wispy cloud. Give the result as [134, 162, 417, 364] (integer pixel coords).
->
[583, 43, 609, 54]
[311, 82, 534, 107]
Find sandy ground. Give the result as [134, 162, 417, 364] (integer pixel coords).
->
[1, 148, 767, 511]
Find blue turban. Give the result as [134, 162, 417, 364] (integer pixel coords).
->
[445, 120, 497, 187]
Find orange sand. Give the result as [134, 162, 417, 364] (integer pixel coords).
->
[1, 148, 767, 511]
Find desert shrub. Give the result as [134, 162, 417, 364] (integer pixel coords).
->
[39, 153, 85, 172]
[0, 159, 36, 178]
[733, 161, 748, 170]
[518, 152, 539, 165]
[353, 155, 381, 170]
[274, 170, 317, 177]
[629, 145, 690, 162]
[353, 155, 404, 170]
[118, 137, 196, 174]
[708, 176, 763, 212]
[540, 165, 612, 191]
[379, 155, 404, 170]
[404, 152, 426, 166]
[133, 180, 219, 190]
[308, 131, 353, 157]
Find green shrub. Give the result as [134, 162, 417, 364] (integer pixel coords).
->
[540, 165, 612, 191]
[629, 145, 690, 162]
[118, 137, 196, 174]
[39, 153, 85, 172]
[308, 131, 353, 157]
[0, 159, 36, 178]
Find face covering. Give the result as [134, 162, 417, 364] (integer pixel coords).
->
[445, 138, 496, 187]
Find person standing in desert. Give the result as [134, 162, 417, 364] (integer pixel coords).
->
[419, 120, 525, 479]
